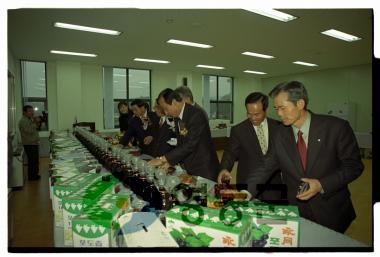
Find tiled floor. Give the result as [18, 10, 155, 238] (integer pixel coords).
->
[8, 156, 373, 248]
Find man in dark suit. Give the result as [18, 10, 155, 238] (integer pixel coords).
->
[150, 98, 176, 157]
[239, 81, 363, 233]
[119, 99, 159, 155]
[218, 92, 283, 201]
[148, 88, 220, 181]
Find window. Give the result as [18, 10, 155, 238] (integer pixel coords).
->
[20, 60, 48, 131]
[204, 75, 233, 122]
[103, 67, 151, 129]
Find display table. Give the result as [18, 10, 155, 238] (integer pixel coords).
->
[53, 216, 368, 248]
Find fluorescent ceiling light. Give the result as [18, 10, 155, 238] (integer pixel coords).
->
[54, 22, 121, 36]
[167, 39, 213, 48]
[50, 50, 97, 57]
[196, 64, 225, 70]
[293, 61, 318, 67]
[244, 70, 267, 75]
[321, 29, 361, 42]
[245, 9, 297, 22]
[134, 58, 170, 64]
[242, 51, 275, 59]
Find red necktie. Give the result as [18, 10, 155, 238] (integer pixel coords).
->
[297, 130, 307, 171]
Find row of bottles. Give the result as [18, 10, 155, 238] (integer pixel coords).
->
[74, 128, 174, 210]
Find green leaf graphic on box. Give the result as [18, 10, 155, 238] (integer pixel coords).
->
[170, 228, 184, 241]
[181, 227, 197, 237]
[197, 233, 214, 246]
[185, 236, 205, 247]
[258, 224, 273, 234]
[252, 228, 264, 240]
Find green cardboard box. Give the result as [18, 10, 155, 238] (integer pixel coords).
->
[72, 194, 130, 247]
[231, 201, 300, 247]
[166, 204, 252, 247]
[62, 178, 118, 246]
[52, 173, 101, 227]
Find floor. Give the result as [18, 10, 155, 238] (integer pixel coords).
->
[8, 155, 373, 248]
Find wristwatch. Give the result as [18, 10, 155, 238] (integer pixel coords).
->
[158, 156, 165, 164]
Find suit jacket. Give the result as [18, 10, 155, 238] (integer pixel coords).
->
[247, 113, 364, 232]
[119, 111, 159, 155]
[194, 102, 209, 120]
[150, 117, 176, 158]
[165, 103, 220, 181]
[118, 113, 133, 133]
[220, 118, 283, 200]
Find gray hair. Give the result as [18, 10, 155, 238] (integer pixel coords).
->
[175, 86, 193, 103]
[269, 81, 309, 109]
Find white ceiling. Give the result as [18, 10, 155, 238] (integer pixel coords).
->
[8, 8, 373, 78]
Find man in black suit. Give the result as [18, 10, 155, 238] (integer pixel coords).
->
[239, 81, 363, 233]
[150, 98, 176, 157]
[148, 88, 220, 181]
[119, 99, 159, 155]
[217, 92, 283, 201]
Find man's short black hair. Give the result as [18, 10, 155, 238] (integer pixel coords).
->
[245, 92, 269, 111]
[269, 81, 309, 109]
[23, 105, 33, 112]
[158, 88, 183, 105]
[131, 99, 149, 109]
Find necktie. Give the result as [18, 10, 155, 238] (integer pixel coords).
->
[141, 116, 149, 130]
[297, 130, 307, 171]
[256, 124, 267, 155]
[159, 117, 165, 127]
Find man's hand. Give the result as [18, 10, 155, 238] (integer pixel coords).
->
[143, 136, 153, 145]
[148, 156, 167, 167]
[296, 178, 322, 200]
[217, 169, 231, 184]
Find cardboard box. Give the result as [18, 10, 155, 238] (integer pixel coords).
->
[62, 178, 118, 246]
[166, 204, 252, 247]
[52, 173, 101, 227]
[232, 201, 300, 247]
[72, 194, 129, 247]
[119, 212, 178, 247]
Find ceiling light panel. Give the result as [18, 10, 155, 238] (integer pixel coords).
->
[133, 58, 170, 64]
[244, 70, 267, 74]
[242, 51, 275, 59]
[293, 61, 318, 67]
[244, 9, 297, 22]
[50, 50, 97, 57]
[321, 29, 361, 42]
[167, 39, 213, 48]
[54, 22, 121, 36]
[196, 64, 225, 70]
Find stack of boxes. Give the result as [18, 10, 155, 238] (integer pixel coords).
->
[62, 177, 119, 246]
[72, 193, 130, 247]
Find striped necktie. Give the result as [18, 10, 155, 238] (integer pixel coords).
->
[256, 124, 267, 155]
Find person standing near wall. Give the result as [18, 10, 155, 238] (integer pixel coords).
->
[18, 105, 40, 180]
[117, 101, 133, 134]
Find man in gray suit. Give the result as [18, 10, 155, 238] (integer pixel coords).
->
[218, 92, 283, 201]
[239, 81, 363, 233]
[175, 86, 208, 119]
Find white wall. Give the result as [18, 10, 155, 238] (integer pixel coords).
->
[81, 64, 104, 129]
[232, 76, 263, 124]
[14, 58, 371, 133]
[261, 63, 372, 133]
